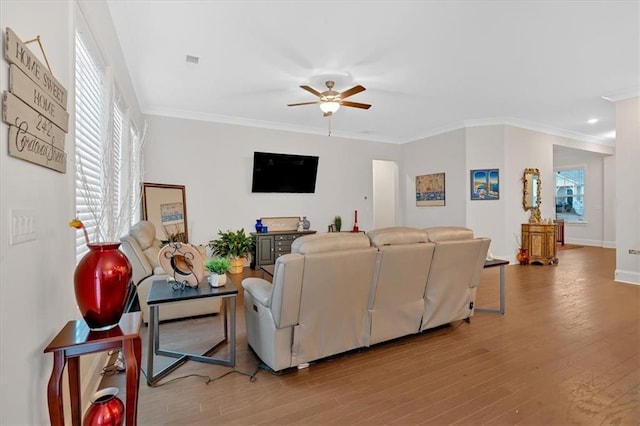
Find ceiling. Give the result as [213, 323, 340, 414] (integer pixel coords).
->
[106, 1, 639, 145]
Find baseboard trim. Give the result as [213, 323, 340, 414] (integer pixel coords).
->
[614, 269, 640, 285]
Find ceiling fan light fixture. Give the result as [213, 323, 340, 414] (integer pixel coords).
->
[320, 101, 340, 114]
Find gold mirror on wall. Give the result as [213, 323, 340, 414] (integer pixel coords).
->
[142, 182, 189, 243]
[522, 168, 542, 223]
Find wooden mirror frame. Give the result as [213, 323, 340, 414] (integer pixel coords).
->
[142, 182, 189, 243]
[522, 168, 542, 222]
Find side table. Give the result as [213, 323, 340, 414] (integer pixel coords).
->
[475, 259, 510, 315]
[44, 312, 142, 426]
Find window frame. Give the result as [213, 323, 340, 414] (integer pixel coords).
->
[554, 165, 586, 223]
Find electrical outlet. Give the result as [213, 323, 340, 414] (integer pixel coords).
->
[10, 209, 36, 245]
[629, 249, 640, 255]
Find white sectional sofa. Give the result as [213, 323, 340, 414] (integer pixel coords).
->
[242, 226, 491, 372]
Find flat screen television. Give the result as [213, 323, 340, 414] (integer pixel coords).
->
[251, 151, 319, 193]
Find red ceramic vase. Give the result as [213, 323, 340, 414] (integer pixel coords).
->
[74, 243, 132, 331]
[83, 387, 124, 426]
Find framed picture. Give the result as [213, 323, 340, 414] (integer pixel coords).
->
[142, 182, 189, 242]
[416, 172, 446, 206]
[470, 169, 499, 200]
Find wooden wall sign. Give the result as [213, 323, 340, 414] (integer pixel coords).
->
[9, 64, 69, 132]
[2, 91, 65, 150]
[2, 27, 68, 173]
[4, 27, 67, 109]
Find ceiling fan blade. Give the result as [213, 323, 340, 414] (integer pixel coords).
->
[341, 100, 371, 109]
[287, 101, 320, 107]
[339, 85, 366, 100]
[300, 85, 323, 98]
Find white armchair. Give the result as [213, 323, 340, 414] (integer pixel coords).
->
[119, 221, 221, 323]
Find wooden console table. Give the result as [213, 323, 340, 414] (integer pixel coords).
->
[44, 312, 142, 426]
[521, 223, 558, 265]
[251, 230, 316, 268]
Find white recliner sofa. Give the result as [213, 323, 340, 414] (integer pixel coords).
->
[242, 227, 490, 372]
[119, 221, 221, 323]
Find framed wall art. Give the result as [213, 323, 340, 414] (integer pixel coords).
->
[416, 172, 445, 206]
[470, 169, 499, 200]
[142, 182, 189, 242]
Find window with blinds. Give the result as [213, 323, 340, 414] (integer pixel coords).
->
[74, 29, 143, 261]
[75, 31, 104, 260]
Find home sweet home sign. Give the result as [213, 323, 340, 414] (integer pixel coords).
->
[2, 27, 68, 173]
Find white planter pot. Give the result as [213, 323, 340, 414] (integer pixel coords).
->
[208, 273, 227, 287]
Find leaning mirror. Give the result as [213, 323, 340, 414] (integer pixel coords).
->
[142, 182, 189, 243]
[522, 168, 541, 222]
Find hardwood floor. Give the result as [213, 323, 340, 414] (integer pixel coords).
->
[101, 246, 640, 425]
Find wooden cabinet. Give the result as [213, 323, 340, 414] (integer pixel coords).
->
[251, 230, 316, 268]
[521, 223, 558, 265]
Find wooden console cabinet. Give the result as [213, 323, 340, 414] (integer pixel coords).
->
[251, 230, 316, 268]
[521, 223, 558, 265]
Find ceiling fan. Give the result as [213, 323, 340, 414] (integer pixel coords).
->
[287, 80, 371, 117]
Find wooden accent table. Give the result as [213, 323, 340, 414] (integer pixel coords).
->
[44, 312, 142, 426]
[521, 223, 558, 265]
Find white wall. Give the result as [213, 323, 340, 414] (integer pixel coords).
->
[372, 160, 399, 229]
[401, 128, 468, 228]
[553, 145, 610, 246]
[142, 114, 401, 244]
[398, 124, 615, 261]
[603, 155, 616, 248]
[1, 1, 144, 423]
[465, 125, 508, 257]
[614, 97, 640, 285]
[1, 2, 76, 424]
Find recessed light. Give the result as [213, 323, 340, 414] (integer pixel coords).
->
[186, 55, 199, 64]
[587, 118, 599, 124]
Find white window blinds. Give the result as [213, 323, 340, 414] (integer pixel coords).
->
[74, 28, 144, 261]
[75, 31, 104, 260]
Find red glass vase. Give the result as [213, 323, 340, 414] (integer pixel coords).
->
[83, 387, 124, 426]
[74, 243, 132, 331]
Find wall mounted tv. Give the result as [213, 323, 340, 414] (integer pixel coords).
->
[251, 151, 319, 193]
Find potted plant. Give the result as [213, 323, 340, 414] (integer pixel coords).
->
[208, 228, 255, 274]
[334, 215, 342, 232]
[204, 257, 231, 287]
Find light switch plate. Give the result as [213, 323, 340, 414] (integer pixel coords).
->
[10, 208, 36, 245]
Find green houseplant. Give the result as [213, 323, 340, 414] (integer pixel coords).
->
[204, 257, 231, 287]
[208, 228, 254, 274]
[334, 215, 342, 232]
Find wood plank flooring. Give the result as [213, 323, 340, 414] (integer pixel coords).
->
[100, 246, 640, 425]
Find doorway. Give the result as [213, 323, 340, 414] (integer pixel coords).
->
[372, 160, 399, 229]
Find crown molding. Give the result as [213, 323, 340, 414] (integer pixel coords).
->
[403, 117, 614, 147]
[143, 107, 399, 144]
[143, 107, 614, 148]
[602, 88, 640, 102]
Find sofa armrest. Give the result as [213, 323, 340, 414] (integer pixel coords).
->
[242, 278, 272, 307]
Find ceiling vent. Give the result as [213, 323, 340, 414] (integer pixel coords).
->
[185, 55, 199, 64]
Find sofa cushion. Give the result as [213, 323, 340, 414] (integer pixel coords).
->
[130, 220, 156, 249]
[367, 227, 427, 246]
[424, 226, 474, 242]
[291, 232, 370, 254]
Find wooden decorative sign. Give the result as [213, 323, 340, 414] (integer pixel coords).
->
[4, 27, 67, 109]
[2, 27, 68, 173]
[9, 64, 69, 132]
[3, 90, 65, 150]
